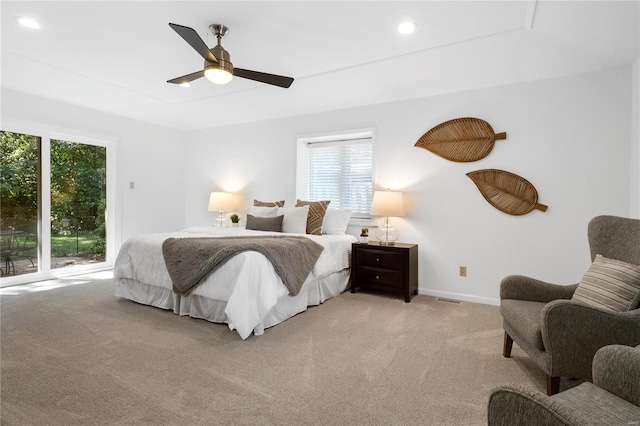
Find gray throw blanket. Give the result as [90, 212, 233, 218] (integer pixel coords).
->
[162, 235, 324, 296]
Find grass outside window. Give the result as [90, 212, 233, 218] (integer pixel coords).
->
[51, 233, 101, 257]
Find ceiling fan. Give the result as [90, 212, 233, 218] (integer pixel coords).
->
[167, 23, 294, 89]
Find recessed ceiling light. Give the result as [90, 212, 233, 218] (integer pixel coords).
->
[179, 82, 191, 88]
[398, 22, 417, 35]
[16, 17, 41, 29]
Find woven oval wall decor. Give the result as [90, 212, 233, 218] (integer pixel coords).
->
[414, 117, 507, 162]
[466, 169, 548, 215]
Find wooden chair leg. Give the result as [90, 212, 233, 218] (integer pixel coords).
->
[546, 375, 560, 396]
[502, 332, 513, 358]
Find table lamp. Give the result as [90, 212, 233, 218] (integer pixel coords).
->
[208, 192, 233, 227]
[371, 190, 405, 245]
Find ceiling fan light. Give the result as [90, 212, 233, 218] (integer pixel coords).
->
[205, 67, 233, 85]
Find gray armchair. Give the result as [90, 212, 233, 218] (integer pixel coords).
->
[500, 215, 640, 395]
[488, 344, 640, 425]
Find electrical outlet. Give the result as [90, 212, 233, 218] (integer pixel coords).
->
[459, 266, 467, 277]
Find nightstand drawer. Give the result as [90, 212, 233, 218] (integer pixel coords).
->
[355, 266, 404, 289]
[355, 249, 404, 270]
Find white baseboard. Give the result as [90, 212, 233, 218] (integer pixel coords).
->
[418, 287, 500, 306]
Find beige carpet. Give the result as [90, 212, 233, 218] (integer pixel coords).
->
[1, 277, 580, 425]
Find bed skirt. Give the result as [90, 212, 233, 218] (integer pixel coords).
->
[115, 269, 351, 337]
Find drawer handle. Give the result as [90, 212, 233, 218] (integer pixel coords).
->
[375, 275, 380, 280]
[376, 258, 380, 262]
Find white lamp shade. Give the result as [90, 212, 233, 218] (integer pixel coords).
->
[371, 190, 405, 217]
[208, 192, 233, 211]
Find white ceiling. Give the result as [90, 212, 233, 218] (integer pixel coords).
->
[1, 1, 638, 131]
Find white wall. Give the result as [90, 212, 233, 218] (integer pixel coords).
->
[1, 88, 186, 244]
[184, 67, 633, 305]
[631, 58, 640, 217]
[3, 65, 633, 304]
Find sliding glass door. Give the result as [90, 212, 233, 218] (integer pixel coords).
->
[0, 131, 40, 277]
[50, 139, 107, 271]
[0, 125, 116, 285]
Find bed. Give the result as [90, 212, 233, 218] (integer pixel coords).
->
[114, 226, 357, 339]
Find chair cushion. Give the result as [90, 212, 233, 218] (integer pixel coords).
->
[553, 382, 640, 425]
[501, 299, 546, 351]
[572, 254, 640, 312]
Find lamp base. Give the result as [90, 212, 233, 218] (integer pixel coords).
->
[375, 218, 399, 246]
[215, 212, 228, 227]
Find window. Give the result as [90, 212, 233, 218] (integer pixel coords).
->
[0, 122, 117, 286]
[296, 129, 374, 217]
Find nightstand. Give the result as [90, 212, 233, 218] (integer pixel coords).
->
[350, 242, 418, 302]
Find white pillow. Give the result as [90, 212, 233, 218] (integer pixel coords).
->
[322, 208, 351, 235]
[250, 206, 279, 218]
[277, 205, 309, 234]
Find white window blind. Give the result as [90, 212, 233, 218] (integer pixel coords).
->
[297, 130, 373, 216]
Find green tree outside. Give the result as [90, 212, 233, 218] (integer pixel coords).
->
[0, 131, 38, 227]
[1, 131, 106, 262]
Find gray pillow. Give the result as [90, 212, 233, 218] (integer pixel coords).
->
[245, 214, 283, 232]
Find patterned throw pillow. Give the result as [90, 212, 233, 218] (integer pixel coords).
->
[253, 199, 285, 208]
[295, 199, 330, 235]
[572, 254, 640, 311]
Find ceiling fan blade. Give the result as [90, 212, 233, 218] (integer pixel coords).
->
[169, 23, 218, 64]
[167, 70, 205, 85]
[234, 68, 294, 88]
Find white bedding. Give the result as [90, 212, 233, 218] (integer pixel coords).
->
[114, 227, 356, 339]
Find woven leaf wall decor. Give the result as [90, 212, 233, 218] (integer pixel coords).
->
[415, 117, 506, 162]
[466, 169, 548, 215]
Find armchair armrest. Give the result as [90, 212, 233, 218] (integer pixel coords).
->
[542, 301, 640, 377]
[500, 275, 577, 303]
[487, 384, 574, 426]
[592, 344, 640, 406]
